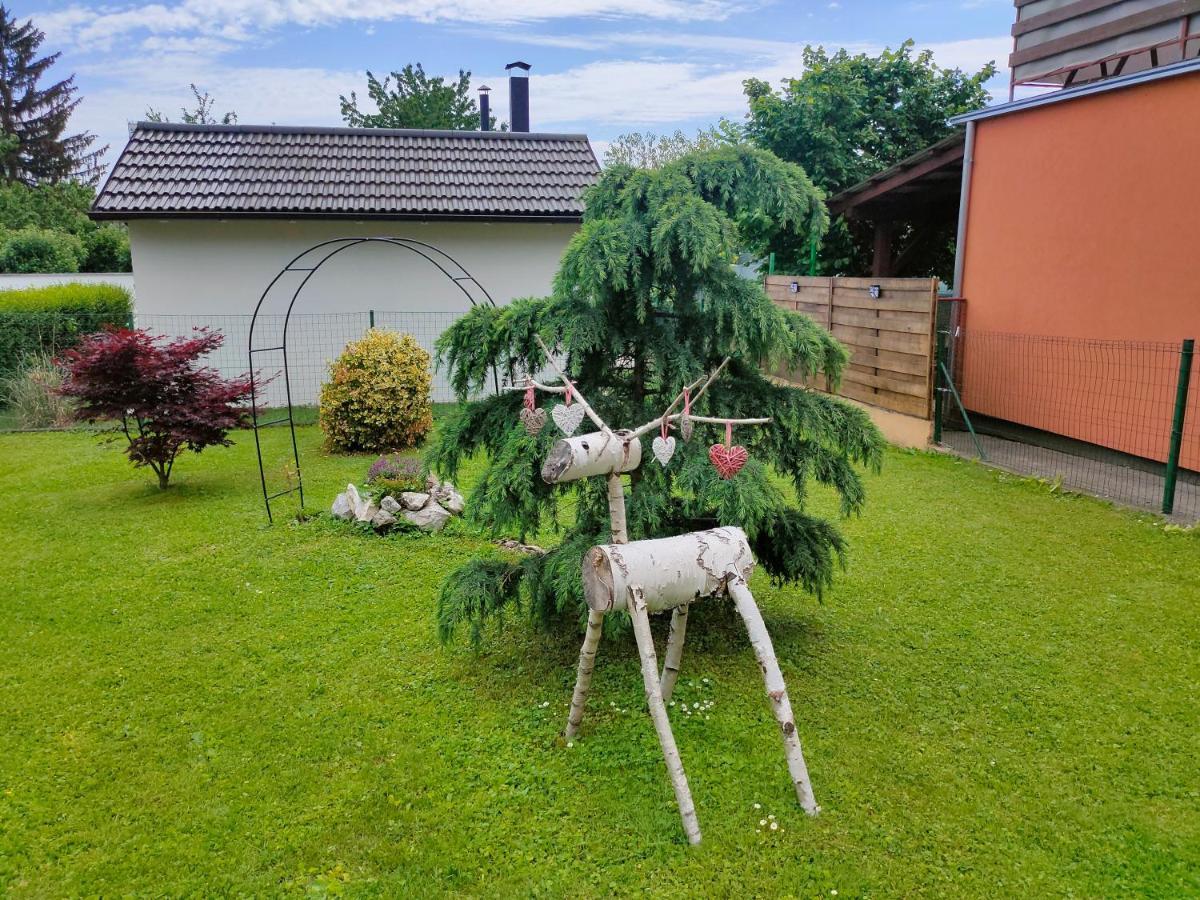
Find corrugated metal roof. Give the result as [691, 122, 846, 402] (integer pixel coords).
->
[91, 122, 601, 221]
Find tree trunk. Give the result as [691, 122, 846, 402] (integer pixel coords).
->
[727, 575, 820, 816]
[581, 526, 753, 613]
[629, 586, 702, 845]
[659, 604, 689, 703]
[541, 430, 641, 485]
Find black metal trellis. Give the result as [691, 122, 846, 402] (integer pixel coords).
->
[248, 237, 497, 523]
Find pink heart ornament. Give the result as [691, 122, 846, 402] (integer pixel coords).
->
[520, 406, 547, 436]
[551, 402, 585, 436]
[708, 443, 748, 479]
[652, 434, 676, 467]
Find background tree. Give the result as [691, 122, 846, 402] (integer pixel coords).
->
[145, 84, 238, 125]
[340, 63, 495, 130]
[603, 119, 743, 168]
[744, 41, 994, 280]
[430, 145, 884, 645]
[0, 181, 131, 272]
[58, 328, 254, 489]
[0, 6, 105, 184]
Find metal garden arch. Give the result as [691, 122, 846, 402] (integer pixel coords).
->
[247, 237, 496, 522]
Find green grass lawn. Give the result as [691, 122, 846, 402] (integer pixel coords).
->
[1, 422, 1197, 897]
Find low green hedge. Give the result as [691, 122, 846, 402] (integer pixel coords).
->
[0, 282, 133, 380]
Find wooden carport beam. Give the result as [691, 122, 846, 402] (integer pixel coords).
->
[872, 221, 894, 277]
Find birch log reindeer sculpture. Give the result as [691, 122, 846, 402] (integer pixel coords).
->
[519, 337, 819, 846]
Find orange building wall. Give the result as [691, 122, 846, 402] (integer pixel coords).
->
[959, 71, 1200, 468]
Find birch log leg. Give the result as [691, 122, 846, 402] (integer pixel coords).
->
[629, 586, 702, 845]
[659, 604, 689, 703]
[727, 575, 820, 816]
[563, 473, 629, 738]
[564, 609, 604, 740]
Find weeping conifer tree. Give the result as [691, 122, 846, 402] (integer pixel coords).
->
[430, 145, 885, 645]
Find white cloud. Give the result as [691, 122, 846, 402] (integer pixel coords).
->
[35, 0, 739, 51]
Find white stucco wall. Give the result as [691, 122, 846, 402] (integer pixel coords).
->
[126, 218, 578, 403]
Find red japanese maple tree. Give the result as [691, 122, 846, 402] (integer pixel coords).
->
[59, 328, 255, 489]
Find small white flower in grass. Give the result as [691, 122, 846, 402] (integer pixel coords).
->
[759, 818, 767, 827]
[753, 803, 761, 810]
[768, 814, 775, 820]
[770, 822, 778, 831]
[566, 741, 574, 748]
[702, 677, 709, 683]
[831, 891, 838, 896]
[693, 702, 700, 709]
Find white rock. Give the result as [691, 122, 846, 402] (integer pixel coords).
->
[331, 492, 354, 520]
[345, 483, 372, 520]
[371, 508, 397, 529]
[403, 502, 452, 532]
[380, 495, 401, 514]
[355, 501, 378, 524]
[425, 473, 440, 492]
[439, 489, 466, 515]
[400, 491, 430, 511]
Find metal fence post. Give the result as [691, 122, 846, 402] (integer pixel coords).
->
[368, 309, 375, 329]
[767, 252, 775, 276]
[1162, 337, 1194, 516]
[933, 329, 946, 444]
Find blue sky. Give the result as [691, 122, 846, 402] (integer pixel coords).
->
[28, 0, 1016, 170]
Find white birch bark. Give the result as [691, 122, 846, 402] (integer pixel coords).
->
[659, 604, 689, 703]
[541, 431, 642, 484]
[629, 586, 702, 845]
[581, 526, 753, 612]
[564, 609, 604, 740]
[727, 575, 820, 816]
[562, 473, 629, 738]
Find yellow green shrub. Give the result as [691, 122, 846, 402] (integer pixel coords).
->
[319, 329, 433, 453]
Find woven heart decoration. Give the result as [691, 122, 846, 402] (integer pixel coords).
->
[652, 415, 676, 467]
[520, 406, 547, 436]
[679, 388, 694, 442]
[552, 379, 584, 435]
[709, 421, 748, 479]
[709, 443, 748, 479]
[552, 402, 584, 436]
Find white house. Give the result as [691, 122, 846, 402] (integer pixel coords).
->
[90, 82, 600, 401]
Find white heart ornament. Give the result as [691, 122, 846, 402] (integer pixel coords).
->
[652, 435, 676, 467]
[551, 402, 585, 436]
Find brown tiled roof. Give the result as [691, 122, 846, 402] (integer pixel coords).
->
[91, 122, 600, 221]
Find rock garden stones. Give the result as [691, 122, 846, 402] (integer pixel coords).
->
[330, 473, 465, 534]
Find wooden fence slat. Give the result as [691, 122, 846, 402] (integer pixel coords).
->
[843, 365, 928, 398]
[847, 346, 930, 374]
[832, 307, 931, 335]
[831, 290, 934, 312]
[832, 323, 931, 355]
[837, 381, 930, 417]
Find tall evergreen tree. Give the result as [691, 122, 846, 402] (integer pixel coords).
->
[0, 6, 104, 185]
[430, 146, 885, 646]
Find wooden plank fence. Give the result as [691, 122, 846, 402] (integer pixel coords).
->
[766, 275, 938, 418]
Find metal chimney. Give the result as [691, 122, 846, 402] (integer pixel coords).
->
[506, 61, 531, 132]
[478, 84, 491, 131]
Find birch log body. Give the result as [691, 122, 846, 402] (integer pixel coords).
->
[581, 527, 753, 613]
[541, 430, 641, 484]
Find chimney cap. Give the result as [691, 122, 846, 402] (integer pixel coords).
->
[478, 84, 491, 92]
[505, 60, 532, 72]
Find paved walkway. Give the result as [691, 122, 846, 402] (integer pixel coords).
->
[942, 430, 1199, 524]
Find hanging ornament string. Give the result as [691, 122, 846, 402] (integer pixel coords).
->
[709, 419, 748, 479]
[519, 379, 547, 436]
[552, 376, 585, 436]
[679, 387, 694, 443]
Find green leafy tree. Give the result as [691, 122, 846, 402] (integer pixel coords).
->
[429, 145, 884, 645]
[0, 226, 84, 272]
[0, 6, 105, 184]
[603, 119, 744, 168]
[0, 181, 131, 272]
[340, 63, 495, 130]
[744, 41, 994, 279]
[145, 84, 237, 125]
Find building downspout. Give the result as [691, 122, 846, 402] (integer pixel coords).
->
[951, 121, 975, 297]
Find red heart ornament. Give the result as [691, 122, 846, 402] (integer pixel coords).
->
[708, 443, 748, 479]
